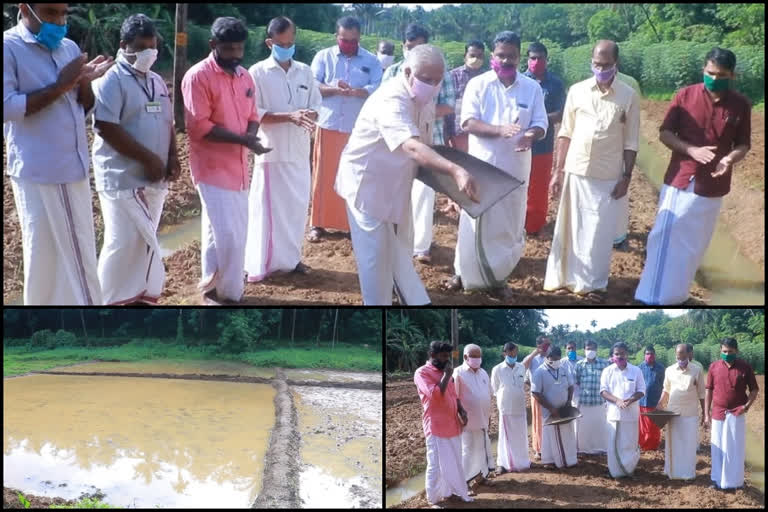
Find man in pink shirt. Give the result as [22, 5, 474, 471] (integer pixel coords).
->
[414, 340, 473, 506]
[182, 17, 271, 304]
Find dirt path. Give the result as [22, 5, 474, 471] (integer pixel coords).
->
[386, 374, 765, 508]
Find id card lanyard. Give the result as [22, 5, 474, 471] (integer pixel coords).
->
[120, 62, 159, 112]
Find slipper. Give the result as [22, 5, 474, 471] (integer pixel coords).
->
[585, 291, 606, 303]
[292, 262, 311, 274]
[443, 275, 463, 291]
[414, 252, 432, 264]
[306, 227, 325, 243]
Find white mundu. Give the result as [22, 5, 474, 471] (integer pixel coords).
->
[425, 434, 473, 505]
[245, 56, 322, 281]
[455, 362, 494, 480]
[710, 412, 746, 490]
[454, 70, 547, 290]
[600, 362, 646, 477]
[491, 361, 531, 471]
[576, 403, 608, 454]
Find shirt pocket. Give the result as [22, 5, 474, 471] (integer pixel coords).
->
[294, 83, 310, 108]
[622, 378, 634, 396]
[598, 102, 624, 133]
[348, 65, 370, 88]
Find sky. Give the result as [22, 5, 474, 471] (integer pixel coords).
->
[542, 309, 688, 331]
[341, 4, 457, 12]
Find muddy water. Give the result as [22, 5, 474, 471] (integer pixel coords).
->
[158, 216, 201, 258]
[636, 135, 764, 305]
[745, 427, 765, 493]
[50, 360, 275, 378]
[293, 385, 382, 508]
[285, 368, 382, 384]
[4, 374, 275, 507]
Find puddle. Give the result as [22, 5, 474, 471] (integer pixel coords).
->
[158, 216, 201, 259]
[48, 360, 275, 378]
[636, 135, 765, 305]
[745, 426, 765, 493]
[284, 369, 382, 385]
[293, 386, 382, 508]
[4, 374, 275, 507]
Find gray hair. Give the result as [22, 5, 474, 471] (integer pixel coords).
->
[404, 43, 446, 73]
[463, 343, 482, 356]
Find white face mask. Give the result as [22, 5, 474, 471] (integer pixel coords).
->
[121, 48, 158, 73]
[585, 350, 597, 360]
[548, 360, 561, 369]
[377, 53, 394, 68]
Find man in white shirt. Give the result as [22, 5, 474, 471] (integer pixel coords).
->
[491, 342, 531, 473]
[334, 44, 478, 305]
[245, 17, 322, 282]
[560, 341, 584, 407]
[600, 341, 646, 478]
[447, 30, 547, 292]
[455, 344, 495, 490]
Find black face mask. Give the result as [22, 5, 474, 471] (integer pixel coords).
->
[431, 358, 447, 370]
[214, 49, 241, 70]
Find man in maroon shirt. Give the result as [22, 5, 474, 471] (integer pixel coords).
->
[704, 337, 759, 491]
[635, 47, 751, 305]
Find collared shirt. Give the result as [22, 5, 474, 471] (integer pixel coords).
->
[383, 61, 454, 145]
[414, 362, 461, 438]
[558, 76, 640, 181]
[91, 55, 172, 191]
[446, 64, 485, 139]
[559, 354, 584, 383]
[525, 353, 547, 384]
[690, 359, 703, 371]
[181, 53, 259, 191]
[600, 362, 646, 421]
[311, 45, 382, 133]
[4, 22, 90, 183]
[617, 71, 642, 96]
[638, 361, 666, 408]
[706, 358, 758, 421]
[491, 361, 527, 416]
[663, 362, 706, 417]
[460, 70, 548, 181]
[660, 83, 751, 198]
[335, 74, 433, 225]
[454, 362, 493, 431]
[575, 357, 610, 406]
[249, 56, 322, 165]
[523, 69, 566, 156]
[531, 363, 574, 420]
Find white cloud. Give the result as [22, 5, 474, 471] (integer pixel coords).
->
[542, 309, 688, 331]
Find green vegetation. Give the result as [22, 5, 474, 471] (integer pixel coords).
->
[386, 309, 764, 377]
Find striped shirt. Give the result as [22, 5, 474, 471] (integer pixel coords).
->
[575, 357, 610, 406]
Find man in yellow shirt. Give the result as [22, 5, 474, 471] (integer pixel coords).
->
[544, 40, 640, 301]
[658, 344, 706, 480]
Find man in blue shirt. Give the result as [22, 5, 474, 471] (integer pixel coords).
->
[638, 345, 665, 451]
[522, 42, 565, 236]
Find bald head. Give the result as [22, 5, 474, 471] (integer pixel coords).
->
[592, 40, 618, 64]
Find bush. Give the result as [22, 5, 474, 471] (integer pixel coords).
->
[31, 329, 55, 350]
[54, 330, 77, 348]
[739, 343, 765, 375]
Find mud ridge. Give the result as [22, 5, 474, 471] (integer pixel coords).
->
[253, 368, 301, 509]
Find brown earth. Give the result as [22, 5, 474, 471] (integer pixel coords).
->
[3, 486, 105, 509]
[386, 374, 765, 509]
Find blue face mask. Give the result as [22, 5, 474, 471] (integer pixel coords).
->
[26, 4, 68, 51]
[567, 350, 577, 361]
[505, 355, 517, 364]
[271, 43, 295, 63]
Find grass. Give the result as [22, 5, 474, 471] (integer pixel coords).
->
[754, 101, 764, 112]
[644, 91, 676, 101]
[3, 340, 381, 376]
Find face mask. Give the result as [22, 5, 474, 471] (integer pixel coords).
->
[121, 48, 158, 74]
[721, 352, 737, 363]
[585, 350, 597, 360]
[548, 360, 561, 370]
[26, 4, 68, 51]
[271, 43, 295, 63]
[613, 356, 627, 369]
[567, 350, 577, 361]
[378, 53, 394, 68]
[703, 73, 730, 92]
[431, 358, 447, 370]
[466, 56, 483, 70]
[505, 355, 517, 365]
[645, 354, 656, 365]
[467, 357, 482, 369]
[408, 74, 440, 107]
[214, 49, 241, 70]
[402, 48, 411, 61]
[338, 38, 359, 55]
[540, 343, 550, 353]
[677, 358, 689, 368]
[592, 64, 616, 83]
[528, 58, 546, 75]
[491, 57, 517, 81]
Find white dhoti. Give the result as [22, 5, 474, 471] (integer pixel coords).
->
[497, 413, 531, 472]
[425, 434, 473, 505]
[664, 415, 698, 480]
[10, 176, 102, 305]
[411, 180, 435, 255]
[541, 421, 578, 468]
[614, 192, 629, 244]
[346, 201, 430, 305]
[544, 173, 622, 294]
[461, 428, 494, 481]
[197, 182, 249, 302]
[635, 180, 722, 305]
[245, 161, 310, 282]
[454, 184, 528, 290]
[607, 420, 640, 477]
[97, 187, 168, 305]
[576, 404, 608, 454]
[711, 411, 746, 489]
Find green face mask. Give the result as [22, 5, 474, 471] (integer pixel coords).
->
[721, 352, 737, 363]
[703, 73, 730, 92]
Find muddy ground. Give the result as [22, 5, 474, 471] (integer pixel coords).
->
[3, 486, 106, 509]
[386, 374, 765, 508]
[3, 100, 763, 305]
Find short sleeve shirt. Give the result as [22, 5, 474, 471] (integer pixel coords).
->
[600, 363, 646, 422]
[638, 361, 666, 408]
[491, 361, 527, 416]
[663, 362, 706, 417]
[454, 363, 493, 431]
[660, 84, 751, 198]
[575, 357, 610, 406]
[523, 70, 566, 156]
[531, 363, 574, 420]
[705, 358, 758, 420]
[414, 363, 461, 438]
[446, 65, 485, 138]
[92, 56, 173, 191]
